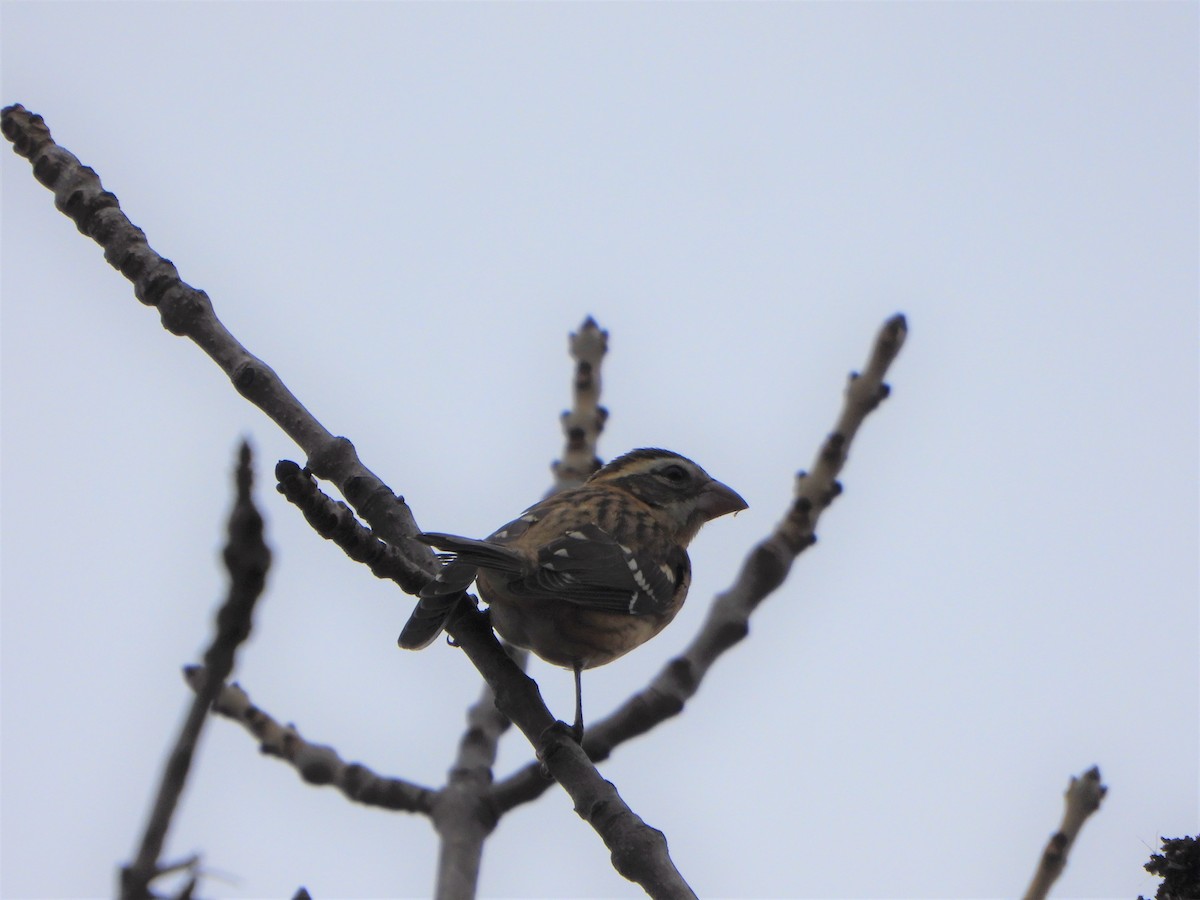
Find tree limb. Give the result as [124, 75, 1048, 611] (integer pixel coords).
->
[431, 658, 523, 900]
[551, 316, 608, 491]
[181, 668, 437, 814]
[445, 607, 696, 898]
[0, 102, 439, 574]
[1022, 766, 1107, 900]
[121, 442, 270, 898]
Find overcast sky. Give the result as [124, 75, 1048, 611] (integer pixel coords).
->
[2, 3, 1196, 899]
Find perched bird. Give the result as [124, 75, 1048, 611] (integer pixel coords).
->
[399, 448, 747, 738]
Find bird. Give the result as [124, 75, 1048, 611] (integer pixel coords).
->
[398, 448, 747, 739]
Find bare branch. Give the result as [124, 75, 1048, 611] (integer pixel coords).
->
[1022, 766, 1107, 900]
[275, 460, 429, 595]
[445, 609, 695, 898]
[431, 652, 525, 900]
[182, 667, 437, 814]
[0, 102, 439, 575]
[551, 316, 609, 491]
[493, 315, 907, 807]
[121, 442, 271, 899]
[780, 312, 907, 552]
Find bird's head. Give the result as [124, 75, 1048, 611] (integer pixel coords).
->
[589, 448, 747, 544]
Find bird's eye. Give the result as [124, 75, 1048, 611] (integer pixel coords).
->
[660, 464, 689, 484]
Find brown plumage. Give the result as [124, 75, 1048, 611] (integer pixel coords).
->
[399, 448, 746, 737]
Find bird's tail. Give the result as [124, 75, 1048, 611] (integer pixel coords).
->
[397, 531, 523, 650]
[415, 531, 526, 574]
[397, 592, 463, 650]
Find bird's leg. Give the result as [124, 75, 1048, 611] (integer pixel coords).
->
[571, 662, 584, 743]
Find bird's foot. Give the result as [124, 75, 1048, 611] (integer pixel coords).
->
[540, 719, 583, 745]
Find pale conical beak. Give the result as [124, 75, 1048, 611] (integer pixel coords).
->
[697, 479, 748, 521]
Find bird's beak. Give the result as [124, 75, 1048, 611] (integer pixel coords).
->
[697, 479, 748, 521]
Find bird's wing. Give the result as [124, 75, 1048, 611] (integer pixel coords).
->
[417, 520, 687, 617]
[525, 523, 687, 617]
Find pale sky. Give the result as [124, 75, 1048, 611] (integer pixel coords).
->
[2, 3, 1197, 898]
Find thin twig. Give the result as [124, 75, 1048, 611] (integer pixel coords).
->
[121, 442, 271, 898]
[1022, 766, 1107, 900]
[181, 669, 436, 814]
[551, 316, 609, 491]
[0, 102, 440, 574]
[275, 459, 429, 594]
